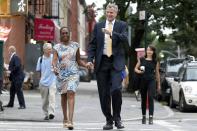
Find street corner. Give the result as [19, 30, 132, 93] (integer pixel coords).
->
[121, 97, 143, 121]
[121, 95, 174, 122]
[154, 101, 174, 120]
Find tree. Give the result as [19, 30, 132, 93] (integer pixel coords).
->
[148, 0, 197, 56]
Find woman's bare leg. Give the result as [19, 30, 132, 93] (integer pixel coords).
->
[61, 94, 68, 124]
[67, 91, 75, 129]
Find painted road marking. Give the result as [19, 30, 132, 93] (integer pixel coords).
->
[155, 120, 185, 131]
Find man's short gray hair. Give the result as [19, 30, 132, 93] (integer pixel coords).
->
[43, 43, 52, 50]
[106, 3, 118, 12]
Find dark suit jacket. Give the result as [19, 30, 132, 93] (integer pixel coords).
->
[88, 20, 128, 72]
[9, 54, 25, 82]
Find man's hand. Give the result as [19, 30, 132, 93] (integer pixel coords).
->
[86, 62, 94, 70]
[102, 28, 112, 36]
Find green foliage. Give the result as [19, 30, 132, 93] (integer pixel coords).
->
[102, 0, 197, 56]
[149, 0, 197, 56]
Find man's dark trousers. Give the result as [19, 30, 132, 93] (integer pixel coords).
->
[8, 80, 25, 107]
[96, 55, 122, 123]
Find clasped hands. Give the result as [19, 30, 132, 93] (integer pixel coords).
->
[53, 66, 59, 76]
[86, 62, 94, 70]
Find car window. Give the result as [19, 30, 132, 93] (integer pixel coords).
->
[166, 60, 184, 77]
[184, 68, 197, 81]
[178, 67, 185, 80]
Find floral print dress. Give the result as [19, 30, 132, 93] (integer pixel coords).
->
[53, 41, 79, 94]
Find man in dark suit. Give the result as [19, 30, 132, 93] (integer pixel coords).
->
[87, 3, 128, 130]
[4, 46, 26, 109]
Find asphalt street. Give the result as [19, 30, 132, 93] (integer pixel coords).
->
[0, 81, 196, 131]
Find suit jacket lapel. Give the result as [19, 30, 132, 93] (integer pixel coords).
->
[113, 20, 118, 33]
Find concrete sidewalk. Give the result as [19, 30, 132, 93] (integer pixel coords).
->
[0, 81, 173, 123]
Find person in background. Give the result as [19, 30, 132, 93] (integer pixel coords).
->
[52, 27, 87, 130]
[134, 45, 161, 125]
[86, 3, 128, 130]
[36, 43, 56, 120]
[4, 46, 26, 109]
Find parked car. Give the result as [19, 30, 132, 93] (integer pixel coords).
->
[170, 59, 197, 111]
[159, 58, 185, 102]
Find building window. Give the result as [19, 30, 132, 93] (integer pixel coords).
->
[35, 0, 44, 14]
[52, 0, 59, 18]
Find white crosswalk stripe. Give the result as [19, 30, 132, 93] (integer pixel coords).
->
[1, 119, 196, 131]
[0, 120, 167, 131]
[155, 120, 185, 131]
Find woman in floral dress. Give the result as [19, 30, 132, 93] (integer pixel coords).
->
[52, 27, 87, 130]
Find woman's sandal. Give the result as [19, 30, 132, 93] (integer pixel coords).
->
[63, 120, 68, 128]
[67, 121, 74, 130]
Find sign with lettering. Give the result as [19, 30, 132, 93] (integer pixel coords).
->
[0, 26, 11, 42]
[34, 18, 55, 41]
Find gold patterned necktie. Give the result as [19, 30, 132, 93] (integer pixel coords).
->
[106, 22, 112, 57]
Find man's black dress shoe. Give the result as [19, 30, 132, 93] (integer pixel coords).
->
[103, 122, 113, 130]
[18, 106, 26, 109]
[3, 105, 13, 108]
[44, 116, 49, 120]
[49, 114, 55, 119]
[115, 121, 124, 129]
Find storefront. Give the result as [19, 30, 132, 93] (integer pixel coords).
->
[0, 0, 28, 64]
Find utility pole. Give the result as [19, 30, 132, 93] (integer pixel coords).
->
[139, 10, 147, 50]
[177, 45, 180, 58]
[139, 0, 147, 50]
[128, 6, 132, 47]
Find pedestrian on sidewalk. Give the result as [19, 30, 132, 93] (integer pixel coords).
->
[52, 27, 87, 130]
[36, 42, 56, 120]
[4, 46, 26, 109]
[86, 3, 128, 130]
[134, 45, 161, 125]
